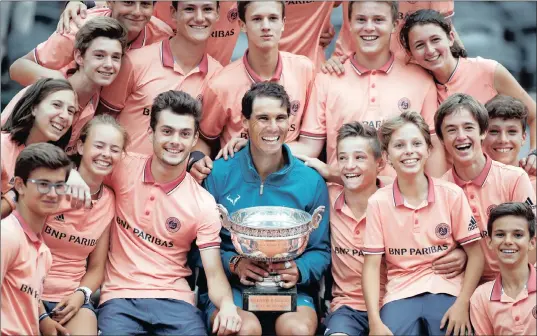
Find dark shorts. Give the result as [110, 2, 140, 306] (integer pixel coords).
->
[380, 293, 457, 335]
[97, 298, 206, 336]
[200, 285, 316, 331]
[324, 305, 369, 336]
[43, 300, 96, 315]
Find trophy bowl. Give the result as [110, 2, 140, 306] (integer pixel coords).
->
[217, 205, 325, 312]
[217, 205, 324, 263]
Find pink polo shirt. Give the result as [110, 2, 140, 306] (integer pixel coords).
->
[328, 182, 387, 312]
[436, 57, 498, 105]
[41, 186, 115, 302]
[99, 153, 222, 305]
[33, 7, 172, 70]
[470, 264, 536, 336]
[200, 50, 315, 146]
[363, 176, 481, 305]
[153, 1, 239, 66]
[1, 212, 52, 336]
[442, 155, 536, 282]
[300, 54, 437, 177]
[99, 38, 222, 154]
[1, 133, 24, 194]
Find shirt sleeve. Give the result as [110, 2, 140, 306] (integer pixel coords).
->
[199, 80, 228, 140]
[33, 29, 77, 70]
[509, 171, 536, 211]
[470, 289, 494, 336]
[295, 175, 331, 286]
[99, 54, 137, 113]
[363, 197, 386, 254]
[1, 223, 20, 286]
[202, 169, 236, 278]
[451, 188, 482, 245]
[299, 74, 329, 139]
[195, 195, 222, 251]
[421, 80, 439, 134]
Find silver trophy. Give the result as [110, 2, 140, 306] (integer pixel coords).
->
[217, 205, 324, 312]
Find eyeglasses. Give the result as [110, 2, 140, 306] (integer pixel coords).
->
[27, 179, 68, 195]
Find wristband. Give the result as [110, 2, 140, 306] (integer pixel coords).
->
[528, 149, 537, 157]
[75, 286, 92, 305]
[187, 151, 207, 172]
[39, 313, 50, 322]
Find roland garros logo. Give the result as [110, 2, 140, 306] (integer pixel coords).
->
[435, 223, 450, 239]
[398, 97, 411, 112]
[227, 8, 238, 22]
[166, 217, 181, 233]
[290, 100, 301, 115]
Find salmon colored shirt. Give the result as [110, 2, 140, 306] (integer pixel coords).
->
[1, 212, 52, 336]
[470, 264, 537, 336]
[33, 7, 173, 70]
[363, 176, 481, 305]
[333, 1, 454, 62]
[436, 57, 498, 105]
[280, 1, 335, 70]
[328, 182, 387, 312]
[153, 1, 239, 66]
[199, 51, 316, 146]
[442, 155, 536, 282]
[1, 133, 24, 194]
[99, 38, 222, 154]
[299, 54, 437, 177]
[531, 174, 536, 193]
[1, 69, 100, 155]
[99, 153, 222, 305]
[41, 186, 115, 302]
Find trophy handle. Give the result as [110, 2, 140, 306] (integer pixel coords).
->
[217, 204, 231, 230]
[309, 206, 325, 230]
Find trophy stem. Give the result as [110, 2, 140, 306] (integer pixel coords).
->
[255, 273, 281, 288]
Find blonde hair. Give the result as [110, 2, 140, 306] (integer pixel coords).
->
[379, 111, 432, 152]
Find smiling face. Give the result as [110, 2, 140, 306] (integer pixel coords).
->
[77, 123, 125, 177]
[349, 1, 395, 57]
[75, 37, 123, 87]
[240, 1, 285, 51]
[243, 96, 288, 157]
[440, 108, 487, 166]
[15, 167, 69, 216]
[483, 118, 526, 166]
[150, 109, 198, 169]
[30, 90, 77, 143]
[172, 1, 219, 45]
[407, 23, 455, 72]
[107, 1, 153, 40]
[488, 215, 536, 266]
[387, 122, 430, 177]
[337, 136, 383, 192]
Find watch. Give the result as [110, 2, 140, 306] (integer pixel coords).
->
[528, 149, 537, 157]
[75, 286, 92, 305]
[229, 255, 243, 275]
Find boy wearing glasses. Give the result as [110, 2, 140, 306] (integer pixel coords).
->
[1, 143, 72, 336]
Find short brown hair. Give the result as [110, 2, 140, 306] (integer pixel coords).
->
[348, 1, 398, 23]
[435, 93, 489, 141]
[485, 95, 528, 130]
[336, 122, 382, 159]
[488, 202, 535, 239]
[150, 90, 201, 132]
[72, 16, 128, 72]
[14, 143, 72, 184]
[379, 111, 432, 152]
[238, 1, 285, 22]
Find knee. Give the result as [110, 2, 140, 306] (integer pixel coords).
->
[278, 320, 316, 336]
[237, 312, 262, 336]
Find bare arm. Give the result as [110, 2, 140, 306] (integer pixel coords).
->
[363, 254, 393, 335]
[79, 222, 111, 292]
[9, 52, 65, 87]
[287, 136, 325, 158]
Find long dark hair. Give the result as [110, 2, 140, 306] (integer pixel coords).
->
[2, 78, 75, 149]
[400, 9, 467, 59]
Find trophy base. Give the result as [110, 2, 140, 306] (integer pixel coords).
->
[243, 285, 297, 313]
